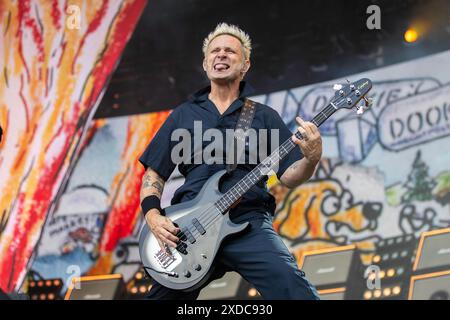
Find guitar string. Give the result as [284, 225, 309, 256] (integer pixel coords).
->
[169, 134, 295, 251]
[174, 103, 337, 244]
[176, 103, 337, 243]
[173, 130, 297, 244]
[193, 137, 297, 236]
[189, 103, 337, 233]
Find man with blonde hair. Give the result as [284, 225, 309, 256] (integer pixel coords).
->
[139, 23, 321, 299]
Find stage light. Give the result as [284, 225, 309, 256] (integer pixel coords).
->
[372, 255, 381, 263]
[387, 268, 395, 277]
[125, 268, 153, 299]
[393, 286, 401, 295]
[379, 270, 386, 279]
[374, 290, 382, 298]
[139, 285, 147, 294]
[383, 288, 391, 297]
[248, 288, 258, 297]
[363, 291, 372, 300]
[28, 278, 63, 300]
[404, 28, 418, 43]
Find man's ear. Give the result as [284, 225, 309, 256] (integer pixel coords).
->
[241, 60, 251, 74]
[202, 58, 207, 72]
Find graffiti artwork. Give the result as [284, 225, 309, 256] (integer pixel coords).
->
[0, 0, 147, 291]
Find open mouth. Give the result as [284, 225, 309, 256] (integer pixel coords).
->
[213, 63, 230, 71]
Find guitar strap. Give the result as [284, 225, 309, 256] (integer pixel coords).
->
[226, 98, 257, 173]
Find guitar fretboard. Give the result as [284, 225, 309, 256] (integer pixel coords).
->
[214, 102, 338, 213]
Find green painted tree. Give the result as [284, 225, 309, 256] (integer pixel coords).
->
[402, 150, 436, 203]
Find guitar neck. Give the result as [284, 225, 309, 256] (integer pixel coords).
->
[214, 102, 338, 213]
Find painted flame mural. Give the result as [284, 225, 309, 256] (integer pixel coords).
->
[0, 0, 147, 291]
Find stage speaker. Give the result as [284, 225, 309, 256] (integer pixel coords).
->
[317, 287, 346, 300]
[64, 274, 125, 300]
[198, 272, 252, 300]
[299, 245, 363, 289]
[413, 227, 450, 273]
[408, 270, 450, 300]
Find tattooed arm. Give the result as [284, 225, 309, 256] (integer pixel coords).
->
[140, 168, 165, 207]
[141, 168, 180, 248]
[279, 158, 318, 188]
[279, 117, 322, 189]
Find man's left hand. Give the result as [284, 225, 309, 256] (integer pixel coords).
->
[292, 116, 322, 164]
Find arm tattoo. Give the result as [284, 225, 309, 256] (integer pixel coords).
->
[151, 181, 163, 194]
[141, 170, 165, 198]
[142, 175, 152, 189]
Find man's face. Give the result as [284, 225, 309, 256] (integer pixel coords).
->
[203, 34, 250, 84]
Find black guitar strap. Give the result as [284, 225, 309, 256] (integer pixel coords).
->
[226, 98, 257, 173]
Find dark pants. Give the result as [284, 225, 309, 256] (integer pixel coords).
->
[146, 211, 320, 300]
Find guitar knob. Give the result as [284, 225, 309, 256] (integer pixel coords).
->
[350, 84, 355, 91]
[346, 98, 352, 105]
[183, 270, 191, 278]
[355, 90, 361, 96]
[339, 90, 344, 96]
[194, 264, 202, 271]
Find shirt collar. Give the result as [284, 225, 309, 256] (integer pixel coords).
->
[188, 81, 255, 103]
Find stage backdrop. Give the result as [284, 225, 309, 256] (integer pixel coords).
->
[0, 0, 147, 292]
[27, 50, 450, 292]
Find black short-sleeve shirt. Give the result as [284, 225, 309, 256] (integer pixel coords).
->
[139, 82, 303, 217]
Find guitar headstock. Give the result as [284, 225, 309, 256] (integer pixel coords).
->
[331, 78, 373, 114]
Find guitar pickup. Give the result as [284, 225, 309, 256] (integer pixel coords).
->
[192, 218, 206, 235]
[183, 228, 196, 244]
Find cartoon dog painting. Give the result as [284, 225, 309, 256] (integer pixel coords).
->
[270, 159, 385, 263]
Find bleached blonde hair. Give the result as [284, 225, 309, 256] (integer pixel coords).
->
[202, 23, 252, 60]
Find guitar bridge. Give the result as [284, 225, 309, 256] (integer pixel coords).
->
[154, 248, 177, 269]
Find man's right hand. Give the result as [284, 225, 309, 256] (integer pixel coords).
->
[145, 209, 180, 251]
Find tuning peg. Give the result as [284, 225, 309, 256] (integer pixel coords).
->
[333, 84, 343, 91]
[356, 105, 365, 115]
[364, 96, 374, 107]
[356, 99, 368, 115]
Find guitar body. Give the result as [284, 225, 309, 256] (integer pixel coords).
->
[138, 78, 373, 292]
[138, 169, 249, 291]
